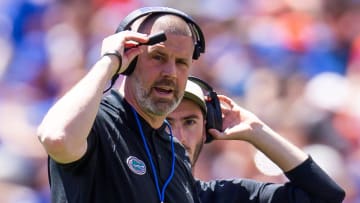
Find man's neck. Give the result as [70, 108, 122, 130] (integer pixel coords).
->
[131, 104, 165, 129]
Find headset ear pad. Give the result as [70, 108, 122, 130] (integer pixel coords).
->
[205, 91, 223, 143]
[121, 56, 137, 75]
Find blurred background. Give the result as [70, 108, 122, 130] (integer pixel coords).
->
[0, 0, 359, 202]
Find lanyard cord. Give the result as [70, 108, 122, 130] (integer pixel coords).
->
[131, 107, 175, 203]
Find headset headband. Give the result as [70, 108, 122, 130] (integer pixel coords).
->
[116, 6, 205, 59]
[104, 7, 206, 93]
[188, 76, 214, 92]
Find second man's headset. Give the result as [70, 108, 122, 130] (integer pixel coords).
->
[104, 7, 206, 93]
[188, 76, 222, 143]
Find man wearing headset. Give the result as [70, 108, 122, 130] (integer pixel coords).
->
[166, 79, 346, 202]
[37, 7, 205, 203]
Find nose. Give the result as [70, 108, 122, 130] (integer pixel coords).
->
[172, 124, 187, 144]
[161, 61, 177, 78]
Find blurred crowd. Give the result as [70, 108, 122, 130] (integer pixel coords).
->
[0, 0, 359, 202]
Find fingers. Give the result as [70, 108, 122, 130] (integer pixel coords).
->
[123, 32, 150, 49]
[208, 128, 238, 140]
[101, 31, 150, 74]
[217, 95, 236, 110]
[101, 31, 148, 56]
[218, 94, 248, 114]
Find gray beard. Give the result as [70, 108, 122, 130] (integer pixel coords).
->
[135, 81, 183, 117]
[140, 95, 180, 116]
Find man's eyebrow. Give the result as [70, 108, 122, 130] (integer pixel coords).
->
[183, 114, 200, 120]
[166, 114, 200, 121]
[149, 48, 166, 55]
[149, 47, 190, 62]
[149, 49, 170, 59]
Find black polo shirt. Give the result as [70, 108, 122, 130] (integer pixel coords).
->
[196, 157, 345, 202]
[48, 90, 200, 203]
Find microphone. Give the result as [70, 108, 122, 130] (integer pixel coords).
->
[124, 31, 167, 50]
[140, 31, 167, 46]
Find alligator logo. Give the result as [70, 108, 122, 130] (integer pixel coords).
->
[126, 156, 146, 175]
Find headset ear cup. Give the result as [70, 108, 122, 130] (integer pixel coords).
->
[121, 57, 138, 75]
[192, 45, 201, 60]
[205, 92, 222, 143]
[205, 102, 216, 143]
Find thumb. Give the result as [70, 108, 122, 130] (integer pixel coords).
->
[208, 128, 226, 140]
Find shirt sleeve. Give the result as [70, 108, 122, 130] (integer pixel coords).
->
[50, 115, 99, 170]
[196, 157, 345, 203]
[283, 156, 345, 202]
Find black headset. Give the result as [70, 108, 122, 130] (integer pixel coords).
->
[103, 7, 206, 93]
[188, 76, 222, 143]
[116, 6, 206, 76]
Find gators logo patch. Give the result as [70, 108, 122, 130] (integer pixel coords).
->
[126, 156, 146, 175]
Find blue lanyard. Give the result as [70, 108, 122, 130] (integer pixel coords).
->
[131, 107, 175, 203]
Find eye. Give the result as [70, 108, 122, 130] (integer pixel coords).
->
[184, 119, 196, 126]
[176, 59, 189, 67]
[153, 53, 165, 62]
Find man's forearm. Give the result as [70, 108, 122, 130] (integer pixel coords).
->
[37, 57, 117, 163]
[250, 124, 308, 172]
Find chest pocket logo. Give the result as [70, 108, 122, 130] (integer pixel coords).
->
[126, 156, 146, 175]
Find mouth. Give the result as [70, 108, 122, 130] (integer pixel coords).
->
[153, 85, 174, 97]
[151, 78, 177, 99]
[154, 86, 174, 95]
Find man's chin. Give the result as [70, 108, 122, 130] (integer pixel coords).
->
[147, 104, 176, 116]
[155, 100, 179, 114]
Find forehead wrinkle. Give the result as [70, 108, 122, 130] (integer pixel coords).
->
[138, 14, 193, 38]
[147, 34, 194, 60]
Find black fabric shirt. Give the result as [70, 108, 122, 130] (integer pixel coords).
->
[48, 90, 200, 203]
[48, 90, 345, 203]
[196, 157, 345, 203]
